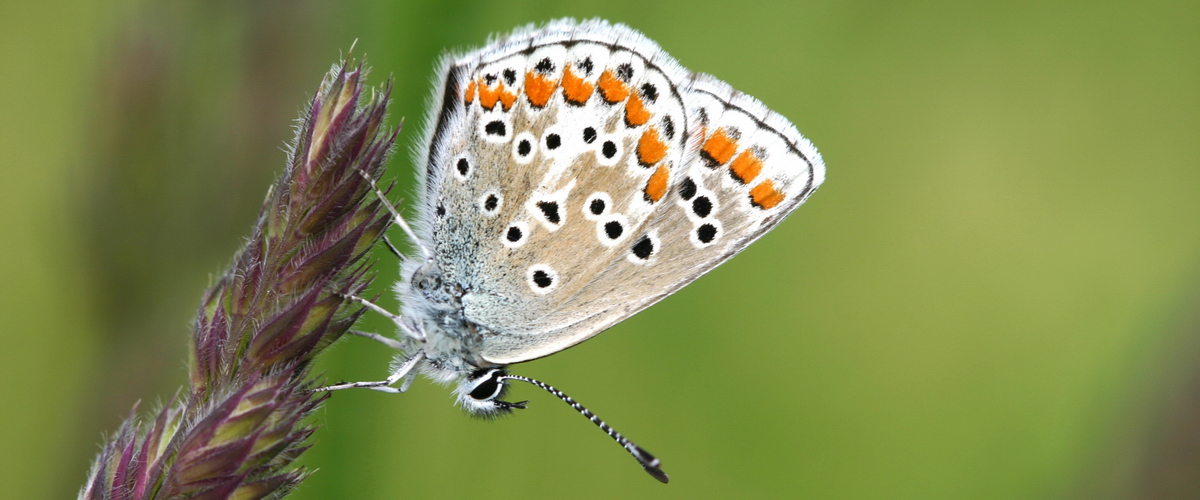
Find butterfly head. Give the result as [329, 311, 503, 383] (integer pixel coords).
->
[457, 367, 528, 418]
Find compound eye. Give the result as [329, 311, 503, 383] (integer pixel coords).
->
[468, 369, 504, 400]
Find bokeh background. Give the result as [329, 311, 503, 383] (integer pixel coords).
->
[3, 0, 1198, 498]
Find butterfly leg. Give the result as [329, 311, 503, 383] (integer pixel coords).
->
[314, 351, 425, 393]
[355, 165, 432, 260]
[338, 293, 426, 342]
[381, 235, 404, 262]
[347, 329, 404, 350]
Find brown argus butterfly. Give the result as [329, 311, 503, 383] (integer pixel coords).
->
[319, 19, 826, 483]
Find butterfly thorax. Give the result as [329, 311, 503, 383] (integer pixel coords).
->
[397, 258, 530, 417]
[396, 258, 496, 382]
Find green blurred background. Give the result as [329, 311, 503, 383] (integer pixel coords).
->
[3, 0, 1198, 498]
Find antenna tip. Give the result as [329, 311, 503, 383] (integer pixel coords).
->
[644, 465, 670, 483]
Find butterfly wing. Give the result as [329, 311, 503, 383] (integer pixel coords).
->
[415, 20, 824, 364]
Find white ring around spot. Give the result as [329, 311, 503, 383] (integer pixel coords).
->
[526, 264, 559, 294]
[501, 220, 530, 249]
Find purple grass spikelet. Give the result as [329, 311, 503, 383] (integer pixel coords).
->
[81, 57, 398, 500]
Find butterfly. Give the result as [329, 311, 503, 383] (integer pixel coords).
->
[321, 19, 825, 483]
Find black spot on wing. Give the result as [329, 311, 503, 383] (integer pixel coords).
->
[692, 196, 713, 218]
[532, 270, 553, 288]
[604, 221, 623, 239]
[601, 141, 617, 159]
[485, 121, 506, 136]
[616, 63, 633, 81]
[679, 177, 697, 200]
[640, 83, 658, 102]
[537, 201, 561, 224]
[632, 235, 654, 259]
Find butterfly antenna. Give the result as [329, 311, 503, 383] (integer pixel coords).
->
[501, 374, 669, 483]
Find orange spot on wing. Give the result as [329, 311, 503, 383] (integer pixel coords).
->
[625, 93, 651, 127]
[598, 69, 629, 103]
[498, 88, 517, 110]
[561, 64, 595, 104]
[464, 80, 477, 104]
[701, 128, 738, 167]
[478, 82, 504, 110]
[749, 179, 786, 209]
[644, 164, 670, 203]
[729, 149, 763, 184]
[636, 127, 668, 167]
[524, 72, 558, 107]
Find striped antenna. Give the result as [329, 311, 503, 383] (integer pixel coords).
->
[501, 374, 669, 483]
